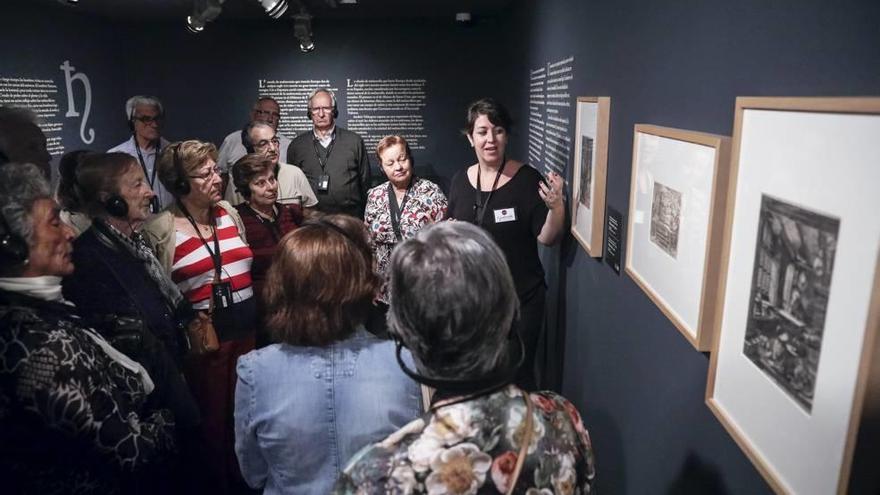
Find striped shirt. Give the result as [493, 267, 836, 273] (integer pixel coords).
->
[171, 206, 254, 310]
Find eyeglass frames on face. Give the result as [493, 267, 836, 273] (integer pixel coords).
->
[133, 115, 162, 125]
[253, 137, 281, 149]
[253, 109, 281, 119]
[188, 166, 222, 181]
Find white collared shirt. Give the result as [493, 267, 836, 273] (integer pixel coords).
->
[313, 126, 336, 148]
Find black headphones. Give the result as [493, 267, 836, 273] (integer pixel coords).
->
[0, 149, 9, 166]
[241, 125, 255, 154]
[171, 143, 190, 196]
[305, 88, 339, 120]
[299, 217, 362, 246]
[0, 211, 29, 266]
[392, 327, 525, 396]
[103, 194, 129, 218]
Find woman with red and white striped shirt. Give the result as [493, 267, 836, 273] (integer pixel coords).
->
[144, 139, 255, 495]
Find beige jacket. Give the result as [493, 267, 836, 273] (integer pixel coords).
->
[142, 200, 247, 274]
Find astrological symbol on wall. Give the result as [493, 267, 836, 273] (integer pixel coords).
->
[59, 60, 94, 145]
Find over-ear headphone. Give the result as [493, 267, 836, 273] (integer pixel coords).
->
[305, 88, 339, 120]
[241, 125, 255, 154]
[171, 143, 191, 196]
[0, 148, 9, 166]
[392, 327, 525, 396]
[127, 105, 136, 132]
[104, 194, 128, 218]
[0, 211, 29, 266]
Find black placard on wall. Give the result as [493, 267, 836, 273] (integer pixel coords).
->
[604, 206, 623, 275]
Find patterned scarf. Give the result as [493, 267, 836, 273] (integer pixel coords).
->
[94, 219, 184, 309]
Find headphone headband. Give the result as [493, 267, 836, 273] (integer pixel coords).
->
[393, 328, 524, 395]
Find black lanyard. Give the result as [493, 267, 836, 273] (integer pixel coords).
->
[180, 203, 222, 277]
[473, 159, 506, 226]
[387, 180, 413, 241]
[249, 204, 282, 243]
[312, 135, 336, 172]
[133, 136, 161, 212]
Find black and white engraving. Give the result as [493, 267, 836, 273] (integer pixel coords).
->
[578, 136, 593, 208]
[649, 181, 682, 258]
[742, 195, 839, 412]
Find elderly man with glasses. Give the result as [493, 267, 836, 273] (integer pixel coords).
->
[288, 87, 370, 218]
[109, 95, 172, 211]
[224, 120, 317, 210]
[216, 97, 292, 181]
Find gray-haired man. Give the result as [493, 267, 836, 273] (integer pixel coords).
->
[108, 95, 171, 211]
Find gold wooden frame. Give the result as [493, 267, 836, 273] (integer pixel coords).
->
[570, 96, 611, 257]
[705, 97, 880, 494]
[625, 124, 731, 351]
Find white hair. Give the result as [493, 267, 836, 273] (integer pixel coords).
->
[125, 95, 164, 120]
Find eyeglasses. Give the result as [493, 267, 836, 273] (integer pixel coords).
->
[133, 115, 162, 125]
[253, 137, 281, 150]
[253, 109, 281, 119]
[188, 166, 222, 181]
[310, 106, 334, 114]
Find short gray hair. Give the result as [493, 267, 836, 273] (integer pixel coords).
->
[308, 87, 337, 108]
[388, 221, 519, 380]
[125, 95, 164, 120]
[0, 162, 51, 246]
[243, 120, 275, 147]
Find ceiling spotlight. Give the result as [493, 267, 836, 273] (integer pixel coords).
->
[186, 0, 225, 33]
[258, 0, 288, 19]
[186, 15, 205, 33]
[293, 11, 314, 53]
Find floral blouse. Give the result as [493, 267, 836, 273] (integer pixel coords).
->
[334, 385, 596, 495]
[364, 178, 447, 301]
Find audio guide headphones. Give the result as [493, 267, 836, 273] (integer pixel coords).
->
[0, 211, 29, 266]
[103, 194, 129, 218]
[171, 143, 191, 196]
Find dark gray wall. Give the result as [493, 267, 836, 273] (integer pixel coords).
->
[115, 16, 519, 183]
[0, 4, 126, 159]
[509, 0, 880, 493]
[2, 1, 878, 492]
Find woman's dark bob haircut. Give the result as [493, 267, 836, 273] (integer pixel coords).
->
[231, 153, 274, 199]
[263, 214, 380, 346]
[75, 152, 139, 217]
[463, 97, 514, 136]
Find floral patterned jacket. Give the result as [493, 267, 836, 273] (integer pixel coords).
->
[334, 385, 596, 494]
[0, 290, 176, 494]
[365, 178, 447, 302]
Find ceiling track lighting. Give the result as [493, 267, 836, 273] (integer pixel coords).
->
[293, 10, 315, 53]
[258, 0, 289, 19]
[186, 0, 225, 34]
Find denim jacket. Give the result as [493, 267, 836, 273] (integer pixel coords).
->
[234, 327, 422, 494]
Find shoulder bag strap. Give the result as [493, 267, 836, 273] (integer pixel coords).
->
[507, 389, 534, 495]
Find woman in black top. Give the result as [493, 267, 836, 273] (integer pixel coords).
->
[447, 97, 565, 391]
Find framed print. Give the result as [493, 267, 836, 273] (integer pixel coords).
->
[571, 96, 610, 257]
[706, 97, 880, 495]
[625, 125, 731, 351]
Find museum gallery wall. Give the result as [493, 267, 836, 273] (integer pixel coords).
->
[3, 0, 880, 494]
[509, 0, 880, 494]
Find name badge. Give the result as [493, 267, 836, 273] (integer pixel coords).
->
[494, 207, 517, 223]
[316, 174, 330, 192]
